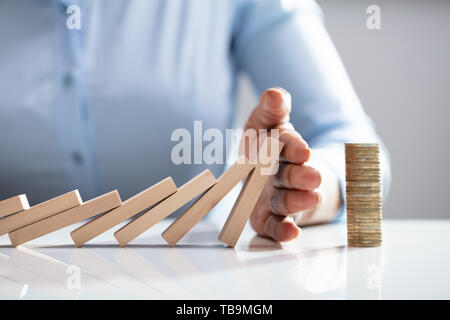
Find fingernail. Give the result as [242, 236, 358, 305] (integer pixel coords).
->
[295, 226, 302, 239]
[273, 87, 289, 98]
[306, 148, 311, 162]
[316, 192, 322, 206]
[265, 89, 289, 112]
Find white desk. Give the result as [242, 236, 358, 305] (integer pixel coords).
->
[0, 219, 449, 299]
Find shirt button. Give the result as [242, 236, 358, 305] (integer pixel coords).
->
[71, 151, 84, 166]
[63, 72, 74, 88]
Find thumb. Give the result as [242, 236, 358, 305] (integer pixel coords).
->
[245, 87, 292, 131]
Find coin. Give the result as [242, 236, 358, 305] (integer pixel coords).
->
[345, 143, 382, 247]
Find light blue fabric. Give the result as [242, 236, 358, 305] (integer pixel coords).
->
[0, 0, 390, 220]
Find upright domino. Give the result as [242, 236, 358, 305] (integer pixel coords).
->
[9, 190, 121, 247]
[0, 190, 82, 237]
[0, 195, 30, 219]
[162, 157, 255, 247]
[218, 137, 284, 247]
[114, 169, 216, 247]
[70, 177, 177, 247]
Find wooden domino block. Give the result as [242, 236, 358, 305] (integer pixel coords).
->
[70, 177, 177, 247]
[162, 157, 255, 247]
[114, 169, 217, 247]
[9, 190, 121, 247]
[0, 190, 82, 237]
[0, 195, 30, 219]
[218, 137, 284, 247]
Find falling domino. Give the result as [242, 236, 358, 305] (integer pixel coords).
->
[114, 169, 217, 247]
[162, 157, 255, 247]
[218, 137, 284, 247]
[9, 190, 121, 247]
[70, 177, 177, 247]
[0, 195, 30, 219]
[0, 190, 82, 237]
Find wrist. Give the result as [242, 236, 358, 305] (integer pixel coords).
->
[295, 148, 343, 226]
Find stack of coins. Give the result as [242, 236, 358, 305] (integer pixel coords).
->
[345, 143, 382, 247]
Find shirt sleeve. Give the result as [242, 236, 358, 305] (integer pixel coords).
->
[232, 0, 391, 221]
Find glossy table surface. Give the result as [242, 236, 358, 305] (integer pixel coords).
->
[0, 219, 449, 299]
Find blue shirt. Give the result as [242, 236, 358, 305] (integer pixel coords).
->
[0, 0, 390, 218]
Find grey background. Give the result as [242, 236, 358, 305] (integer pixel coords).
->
[235, 0, 450, 219]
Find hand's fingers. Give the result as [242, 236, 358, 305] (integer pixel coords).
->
[245, 88, 291, 131]
[249, 181, 303, 242]
[264, 215, 301, 242]
[274, 163, 322, 190]
[278, 128, 310, 164]
[270, 188, 321, 216]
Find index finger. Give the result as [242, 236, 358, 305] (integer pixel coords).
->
[276, 125, 310, 164]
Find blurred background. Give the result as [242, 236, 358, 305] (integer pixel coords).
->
[235, 0, 450, 219]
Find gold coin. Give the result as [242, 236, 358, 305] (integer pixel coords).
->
[347, 199, 382, 204]
[347, 194, 381, 199]
[345, 150, 379, 154]
[347, 226, 382, 230]
[346, 178, 381, 183]
[346, 220, 382, 225]
[347, 208, 382, 211]
[347, 209, 382, 214]
[346, 217, 382, 222]
[348, 237, 382, 241]
[346, 187, 381, 192]
[347, 193, 381, 197]
[346, 172, 380, 177]
[346, 184, 381, 189]
[347, 216, 382, 220]
[346, 173, 381, 178]
[347, 192, 381, 197]
[347, 228, 382, 232]
[345, 148, 379, 152]
[347, 237, 383, 244]
[346, 172, 381, 177]
[346, 164, 380, 170]
[346, 154, 379, 158]
[346, 198, 382, 203]
[345, 152, 379, 157]
[347, 232, 382, 236]
[346, 205, 382, 210]
[346, 166, 380, 170]
[348, 235, 382, 239]
[347, 234, 382, 238]
[345, 142, 379, 146]
[347, 208, 382, 212]
[345, 160, 380, 165]
[345, 156, 380, 161]
[348, 243, 382, 247]
[347, 223, 381, 226]
[347, 218, 382, 222]
[346, 185, 381, 191]
[348, 241, 382, 245]
[346, 152, 379, 156]
[347, 210, 382, 214]
[347, 216, 382, 219]
[346, 204, 382, 209]
[345, 143, 379, 149]
[346, 149, 379, 152]
[346, 168, 380, 172]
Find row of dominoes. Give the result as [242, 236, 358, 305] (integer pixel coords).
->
[0, 137, 284, 248]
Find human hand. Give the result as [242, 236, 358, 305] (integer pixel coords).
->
[244, 88, 322, 242]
